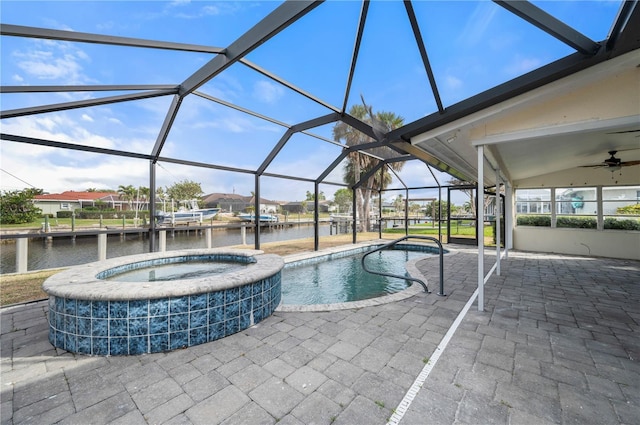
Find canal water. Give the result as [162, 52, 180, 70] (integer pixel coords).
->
[1, 224, 332, 274]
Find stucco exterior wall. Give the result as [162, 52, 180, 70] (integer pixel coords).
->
[513, 226, 640, 261]
[35, 201, 81, 217]
[470, 65, 639, 138]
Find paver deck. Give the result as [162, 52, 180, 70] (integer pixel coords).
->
[2, 245, 639, 424]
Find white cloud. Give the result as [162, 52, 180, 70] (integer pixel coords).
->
[81, 114, 94, 122]
[11, 40, 93, 85]
[201, 5, 222, 16]
[253, 80, 284, 104]
[504, 56, 542, 77]
[444, 75, 463, 90]
[457, 3, 497, 48]
[96, 21, 115, 32]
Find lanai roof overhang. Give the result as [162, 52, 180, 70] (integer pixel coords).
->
[1, 1, 639, 246]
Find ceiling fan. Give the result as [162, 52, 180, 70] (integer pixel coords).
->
[580, 150, 640, 172]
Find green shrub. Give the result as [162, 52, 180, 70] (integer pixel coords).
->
[556, 216, 596, 229]
[604, 217, 640, 230]
[0, 189, 43, 224]
[75, 209, 147, 219]
[516, 215, 551, 227]
[56, 211, 73, 218]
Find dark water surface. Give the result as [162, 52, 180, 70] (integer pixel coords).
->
[1, 225, 331, 274]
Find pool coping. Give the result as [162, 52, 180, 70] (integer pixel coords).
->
[42, 248, 284, 301]
[277, 240, 454, 312]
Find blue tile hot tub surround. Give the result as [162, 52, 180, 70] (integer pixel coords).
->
[43, 249, 283, 356]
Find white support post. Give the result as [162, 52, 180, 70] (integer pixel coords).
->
[241, 223, 247, 245]
[496, 168, 501, 276]
[98, 233, 107, 261]
[551, 187, 557, 228]
[597, 186, 604, 230]
[505, 182, 513, 256]
[206, 228, 212, 248]
[159, 230, 166, 252]
[16, 238, 28, 274]
[477, 145, 484, 312]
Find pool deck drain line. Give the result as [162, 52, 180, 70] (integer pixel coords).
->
[386, 286, 479, 425]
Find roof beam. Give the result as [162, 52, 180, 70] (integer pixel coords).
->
[404, 1, 444, 113]
[151, 94, 183, 161]
[257, 113, 340, 175]
[0, 89, 175, 119]
[0, 24, 224, 53]
[494, 1, 600, 55]
[338, 114, 378, 140]
[341, 0, 370, 114]
[158, 157, 256, 175]
[1, 85, 178, 93]
[240, 59, 340, 113]
[352, 160, 387, 190]
[316, 149, 350, 183]
[1, 133, 152, 160]
[606, 0, 640, 52]
[180, 0, 322, 96]
[194, 90, 292, 128]
[352, 157, 412, 191]
[194, 91, 343, 148]
[391, 140, 473, 182]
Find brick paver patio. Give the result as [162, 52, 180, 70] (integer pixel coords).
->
[2, 246, 639, 424]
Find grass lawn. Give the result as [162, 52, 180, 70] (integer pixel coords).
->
[1, 269, 60, 306]
[384, 223, 493, 237]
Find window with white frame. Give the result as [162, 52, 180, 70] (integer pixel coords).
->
[515, 186, 640, 231]
[515, 189, 551, 214]
[603, 185, 640, 230]
[555, 187, 597, 228]
[515, 188, 551, 226]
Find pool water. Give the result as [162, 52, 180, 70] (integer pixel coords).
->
[104, 261, 248, 282]
[281, 249, 431, 305]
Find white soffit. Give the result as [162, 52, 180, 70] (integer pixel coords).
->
[471, 115, 640, 147]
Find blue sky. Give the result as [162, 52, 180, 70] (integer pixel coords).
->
[0, 0, 621, 204]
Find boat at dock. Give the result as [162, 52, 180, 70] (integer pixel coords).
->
[155, 200, 220, 225]
[237, 213, 279, 223]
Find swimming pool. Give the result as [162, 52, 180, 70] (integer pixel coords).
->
[281, 244, 441, 305]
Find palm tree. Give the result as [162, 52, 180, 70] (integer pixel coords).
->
[117, 185, 136, 211]
[137, 186, 150, 212]
[394, 194, 404, 214]
[332, 102, 405, 231]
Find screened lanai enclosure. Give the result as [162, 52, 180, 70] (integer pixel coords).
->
[1, 1, 639, 263]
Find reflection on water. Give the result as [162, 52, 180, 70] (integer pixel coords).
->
[1, 225, 330, 274]
[281, 249, 427, 305]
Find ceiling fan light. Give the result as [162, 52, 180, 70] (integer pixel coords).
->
[609, 164, 622, 172]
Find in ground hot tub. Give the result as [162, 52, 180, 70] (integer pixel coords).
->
[43, 249, 284, 356]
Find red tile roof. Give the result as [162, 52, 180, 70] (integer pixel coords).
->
[34, 191, 119, 201]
